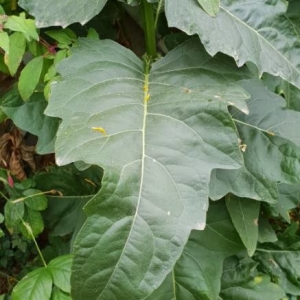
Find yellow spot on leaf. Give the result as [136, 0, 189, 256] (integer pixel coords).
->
[84, 178, 96, 187]
[182, 88, 191, 93]
[268, 131, 275, 136]
[146, 93, 150, 101]
[143, 85, 148, 92]
[254, 276, 263, 284]
[238, 138, 247, 152]
[92, 127, 107, 136]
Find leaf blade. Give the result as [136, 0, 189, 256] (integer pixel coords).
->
[46, 38, 249, 300]
[18, 0, 108, 28]
[48, 255, 72, 293]
[18, 56, 44, 101]
[146, 200, 245, 300]
[5, 32, 26, 76]
[0, 91, 60, 154]
[210, 79, 300, 203]
[166, 0, 300, 88]
[12, 267, 52, 300]
[226, 195, 260, 256]
[197, 0, 220, 17]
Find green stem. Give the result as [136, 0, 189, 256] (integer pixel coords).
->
[154, 0, 164, 32]
[11, 0, 17, 10]
[0, 190, 9, 201]
[22, 220, 47, 267]
[11, 190, 56, 204]
[141, 0, 157, 58]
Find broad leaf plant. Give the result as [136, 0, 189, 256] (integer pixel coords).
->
[1, 0, 300, 299]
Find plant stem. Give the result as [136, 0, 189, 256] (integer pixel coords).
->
[11, 190, 56, 204]
[141, 0, 157, 58]
[154, 0, 164, 32]
[22, 220, 47, 267]
[11, 0, 17, 10]
[0, 190, 9, 201]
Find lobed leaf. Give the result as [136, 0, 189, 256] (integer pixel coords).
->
[165, 0, 300, 88]
[210, 79, 300, 203]
[45, 38, 249, 300]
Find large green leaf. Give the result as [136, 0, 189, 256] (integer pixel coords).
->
[45, 38, 249, 299]
[210, 79, 300, 202]
[233, 80, 300, 147]
[18, 0, 108, 28]
[146, 200, 245, 300]
[165, 0, 300, 88]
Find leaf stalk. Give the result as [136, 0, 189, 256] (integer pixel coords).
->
[22, 220, 47, 267]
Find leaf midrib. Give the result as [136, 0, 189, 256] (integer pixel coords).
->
[96, 71, 150, 299]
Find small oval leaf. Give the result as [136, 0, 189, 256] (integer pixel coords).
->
[12, 267, 52, 300]
[18, 56, 44, 101]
